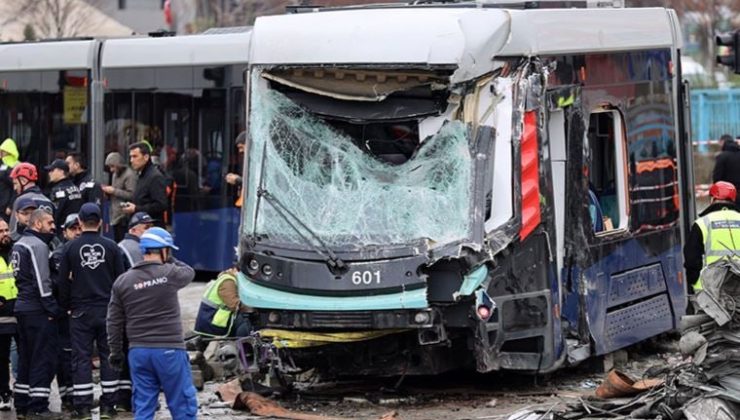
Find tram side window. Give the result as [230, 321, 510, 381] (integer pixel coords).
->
[587, 110, 628, 235]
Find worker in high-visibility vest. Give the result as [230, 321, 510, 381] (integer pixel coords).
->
[0, 218, 17, 411]
[193, 268, 253, 338]
[684, 181, 740, 292]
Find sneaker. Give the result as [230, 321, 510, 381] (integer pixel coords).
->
[0, 394, 11, 411]
[100, 405, 118, 419]
[28, 410, 64, 420]
[71, 407, 93, 420]
[16, 411, 27, 420]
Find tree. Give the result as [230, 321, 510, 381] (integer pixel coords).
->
[8, 0, 105, 39]
[31, 0, 104, 39]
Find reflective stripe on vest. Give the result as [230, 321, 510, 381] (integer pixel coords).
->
[695, 209, 740, 291]
[0, 256, 17, 300]
[194, 273, 236, 337]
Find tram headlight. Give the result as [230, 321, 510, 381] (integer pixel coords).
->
[247, 258, 260, 274]
[262, 264, 273, 277]
[413, 311, 431, 324]
[268, 312, 281, 323]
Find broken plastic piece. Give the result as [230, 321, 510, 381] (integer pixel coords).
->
[595, 370, 663, 399]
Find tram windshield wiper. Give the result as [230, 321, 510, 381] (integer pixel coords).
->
[256, 187, 348, 273]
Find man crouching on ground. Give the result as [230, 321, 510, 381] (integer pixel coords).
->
[106, 227, 197, 419]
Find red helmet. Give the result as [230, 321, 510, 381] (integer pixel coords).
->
[709, 181, 737, 202]
[9, 162, 38, 182]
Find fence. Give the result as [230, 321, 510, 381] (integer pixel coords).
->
[691, 88, 740, 150]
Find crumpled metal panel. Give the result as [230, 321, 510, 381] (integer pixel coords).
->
[683, 397, 739, 420]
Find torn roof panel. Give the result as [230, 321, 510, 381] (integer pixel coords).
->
[250, 9, 510, 68]
[251, 7, 678, 75]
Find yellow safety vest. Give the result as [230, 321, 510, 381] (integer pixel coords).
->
[193, 272, 237, 337]
[695, 209, 740, 291]
[0, 256, 17, 300]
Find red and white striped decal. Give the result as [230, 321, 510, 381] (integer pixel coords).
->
[520, 111, 540, 240]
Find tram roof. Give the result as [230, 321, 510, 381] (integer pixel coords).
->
[251, 6, 681, 82]
[0, 39, 97, 72]
[101, 31, 251, 69]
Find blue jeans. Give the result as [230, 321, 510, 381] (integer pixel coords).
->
[128, 348, 197, 420]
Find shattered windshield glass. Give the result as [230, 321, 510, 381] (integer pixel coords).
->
[243, 71, 474, 250]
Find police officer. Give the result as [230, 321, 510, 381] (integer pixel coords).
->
[9, 163, 54, 238]
[0, 219, 17, 411]
[194, 267, 253, 338]
[107, 228, 197, 419]
[49, 214, 81, 413]
[118, 212, 154, 271]
[684, 181, 740, 292]
[65, 153, 103, 207]
[12, 208, 62, 419]
[44, 159, 82, 235]
[57, 204, 123, 419]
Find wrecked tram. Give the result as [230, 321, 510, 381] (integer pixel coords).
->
[236, 3, 694, 376]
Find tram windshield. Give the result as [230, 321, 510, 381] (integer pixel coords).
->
[243, 68, 475, 251]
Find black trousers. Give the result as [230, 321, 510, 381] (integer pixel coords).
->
[0, 333, 13, 396]
[56, 316, 73, 404]
[70, 306, 117, 409]
[14, 313, 58, 414]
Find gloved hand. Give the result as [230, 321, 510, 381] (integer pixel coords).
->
[109, 352, 125, 371]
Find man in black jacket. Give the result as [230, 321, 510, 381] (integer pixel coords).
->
[12, 208, 62, 419]
[44, 159, 83, 235]
[122, 142, 168, 227]
[57, 204, 124, 419]
[65, 153, 103, 207]
[713, 134, 740, 205]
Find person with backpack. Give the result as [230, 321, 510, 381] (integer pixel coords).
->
[121, 143, 169, 228]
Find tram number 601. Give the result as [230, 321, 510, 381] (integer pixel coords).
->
[351, 271, 381, 285]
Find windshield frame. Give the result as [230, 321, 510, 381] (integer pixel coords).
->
[240, 65, 493, 260]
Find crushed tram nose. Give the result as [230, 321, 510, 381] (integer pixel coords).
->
[235, 2, 691, 378]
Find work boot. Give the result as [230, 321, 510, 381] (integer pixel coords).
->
[28, 410, 64, 420]
[71, 407, 93, 420]
[100, 405, 118, 419]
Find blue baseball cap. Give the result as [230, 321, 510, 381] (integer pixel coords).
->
[78, 203, 101, 222]
[15, 197, 38, 211]
[128, 212, 156, 228]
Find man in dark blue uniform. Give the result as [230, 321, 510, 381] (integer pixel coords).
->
[49, 214, 81, 413]
[44, 159, 83, 235]
[58, 204, 124, 419]
[11, 208, 62, 419]
[65, 153, 103, 207]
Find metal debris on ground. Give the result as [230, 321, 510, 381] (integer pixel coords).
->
[536, 260, 740, 419]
